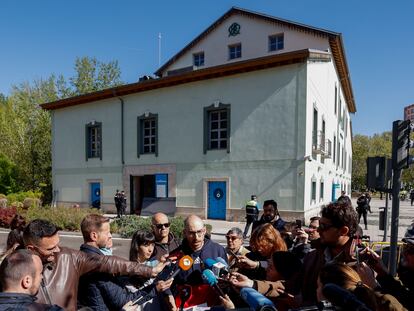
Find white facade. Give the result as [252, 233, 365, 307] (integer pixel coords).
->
[44, 7, 355, 222]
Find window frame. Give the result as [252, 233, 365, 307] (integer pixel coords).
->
[137, 113, 158, 157]
[203, 103, 231, 154]
[268, 33, 284, 52]
[193, 52, 205, 67]
[85, 122, 102, 161]
[228, 43, 242, 60]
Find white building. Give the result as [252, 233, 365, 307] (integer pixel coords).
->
[42, 7, 355, 221]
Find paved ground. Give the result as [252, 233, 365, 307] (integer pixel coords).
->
[1, 197, 412, 259]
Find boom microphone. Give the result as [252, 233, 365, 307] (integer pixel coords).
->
[240, 287, 277, 311]
[202, 269, 226, 297]
[322, 283, 372, 311]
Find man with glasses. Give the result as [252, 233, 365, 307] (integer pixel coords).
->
[172, 215, 227, 284]
[299, 201, 358, 306]
[151, 212, 180, 261]
[22, 219, 166, 311]
[225, 227, 249, 266]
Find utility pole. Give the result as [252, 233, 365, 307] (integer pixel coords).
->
[389, 120, 412, 275]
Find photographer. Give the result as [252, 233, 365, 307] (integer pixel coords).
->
[362, 237, 414, 311]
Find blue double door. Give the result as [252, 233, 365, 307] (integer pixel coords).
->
[207, 181, 226, 220]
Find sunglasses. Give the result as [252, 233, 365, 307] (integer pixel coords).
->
[318, 223, 336, 231]
[154, 223, 170, 229]
[226, 236, 240, 241]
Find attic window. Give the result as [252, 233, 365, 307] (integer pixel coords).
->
[228, 43, 241, 60]
[269, 34, 284, 51]
[193, 52, 205, 67]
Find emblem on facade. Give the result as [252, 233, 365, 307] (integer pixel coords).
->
[228, 23, 240, 37]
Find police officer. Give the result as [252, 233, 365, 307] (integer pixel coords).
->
[243, 195, 260, 239]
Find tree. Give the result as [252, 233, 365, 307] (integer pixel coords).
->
[0, 57, 123, 203]
[0, 153, 19, 194]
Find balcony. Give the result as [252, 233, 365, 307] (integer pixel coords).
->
[312, 131, 332, 158]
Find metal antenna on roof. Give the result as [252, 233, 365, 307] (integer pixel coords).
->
[158, 33, 162, 67]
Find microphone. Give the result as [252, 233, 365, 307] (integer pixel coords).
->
[322, 283, 372, 311]
[240, 287, 277, 311]
[204, 258, 228, 277]
[156, 255, 193, 281]
[178, 285, 192, 311]
[202, 269, 226, 297]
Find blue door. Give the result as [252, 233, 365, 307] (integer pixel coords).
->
[208, 181, 226, 220]
[331, 183, 340, 201]
[90, 182, 101, 209]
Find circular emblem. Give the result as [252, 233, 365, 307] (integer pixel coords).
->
[228, 23, 241, 37]
[95, 189, 100, 197]
[214, 188, 224, 200]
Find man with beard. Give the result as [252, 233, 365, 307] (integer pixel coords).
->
[21, 219, 166, 311]
[0, 249, 63, 310]
[252, 199, 286, 232]
[299, 201, 359, 306]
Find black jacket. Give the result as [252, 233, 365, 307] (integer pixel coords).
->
[151, 233, 181, 261]
[78, 244, 143, 311]
[0, 293, 63, 311]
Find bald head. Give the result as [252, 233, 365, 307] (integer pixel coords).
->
[184, 215, 204, 229]
[184, 215, 206, 252]
[152, 213, 169, 225]
[151, 213, 170, 242]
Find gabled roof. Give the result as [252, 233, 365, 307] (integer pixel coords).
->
[42, 49, 327, 110]
[154, 6, 356, 113]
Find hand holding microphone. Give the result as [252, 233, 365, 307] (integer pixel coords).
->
[202, 269, 226, 297]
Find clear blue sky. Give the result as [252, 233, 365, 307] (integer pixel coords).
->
[1, 0, 413, 136]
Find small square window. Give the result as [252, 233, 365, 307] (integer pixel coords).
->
[228, 44, 241, 60]
[269, 34, 284, 52]
[193, 52, 205, 67]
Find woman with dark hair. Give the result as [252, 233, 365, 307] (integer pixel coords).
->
[317, 262, 406, 311]
[129, 230, 157, 264]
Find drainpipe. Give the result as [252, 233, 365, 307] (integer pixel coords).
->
[117, 97, 125, 165]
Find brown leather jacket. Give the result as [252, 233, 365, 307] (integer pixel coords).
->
[36, 247, 153, 311]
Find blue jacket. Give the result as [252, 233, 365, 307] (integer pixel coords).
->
[172, 238, 227, 285]
[78, 244, 143, 311]
[0, 293, 63, 311]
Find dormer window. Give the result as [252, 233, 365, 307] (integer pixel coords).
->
[228, 43, 241, 60]
[269, 34, 284, 51]
[193, 52, 205, 67]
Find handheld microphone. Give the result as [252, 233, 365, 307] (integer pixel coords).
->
[322, 283, 372, 311]
[240, 287, 277, 311]
[205, 258, 228, 277]
[178, 285, 192, 311]
[202, 269, 226, 297]
[156, 255, 193, 281]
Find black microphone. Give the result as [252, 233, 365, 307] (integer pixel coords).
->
[322, 283, 372, 311]
[179, 285, 192, 311]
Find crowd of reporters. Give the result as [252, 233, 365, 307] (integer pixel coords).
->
[0, 195, 413, 311]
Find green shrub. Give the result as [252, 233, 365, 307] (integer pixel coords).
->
[111, 216, 213, 240]
[18, 205, 102, 231]
[7, 191, 42, 204]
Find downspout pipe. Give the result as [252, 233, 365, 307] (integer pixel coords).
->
[118, 97, 125, 165]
